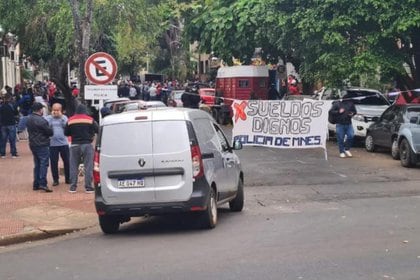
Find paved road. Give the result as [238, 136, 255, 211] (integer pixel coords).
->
[1, 138, 420, 280]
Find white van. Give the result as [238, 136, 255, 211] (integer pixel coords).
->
[94, 108, 244, 233]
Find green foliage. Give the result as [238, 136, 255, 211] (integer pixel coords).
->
[185, 0, 420, 88]
[0, 0, 183, 79]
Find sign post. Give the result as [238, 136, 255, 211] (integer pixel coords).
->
[84, 52, 118, 123]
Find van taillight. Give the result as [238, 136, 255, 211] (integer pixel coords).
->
[93, 150, 100, 185]
[191, 145, 204, 178]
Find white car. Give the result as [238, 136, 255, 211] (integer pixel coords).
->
[317, 88, 390, 138]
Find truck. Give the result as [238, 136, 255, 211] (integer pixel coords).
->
[213, 65, 269, 124]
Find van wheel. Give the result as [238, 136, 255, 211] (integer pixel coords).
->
[99, 215, 120, 234]
[391, 138, 400, 160]
[200, 187, 217, 229]
[229, 178, 244, 212]
[365, 134, 376, 152]
[400, 138, 416, 167]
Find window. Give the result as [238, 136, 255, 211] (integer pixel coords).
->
[238, 80, 249, 88]
[322, 88, 341, 100]
[213, 124, 230, 152]
[258, 79, 266, 88]
[407, 107, 420, 120]
[381, 107, 396, 122]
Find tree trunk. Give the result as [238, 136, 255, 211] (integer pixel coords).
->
[69, 0, 93, 101]
[411, 30, 420, 88]
[48, 58, 74, 114]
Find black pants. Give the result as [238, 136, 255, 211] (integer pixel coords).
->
[50, 145, 70, 183]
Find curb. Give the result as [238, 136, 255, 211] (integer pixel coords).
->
[0, 227, 91, 247]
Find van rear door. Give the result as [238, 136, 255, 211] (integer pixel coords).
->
[100, 121, 155, 204]
[152, 120, 193, 202]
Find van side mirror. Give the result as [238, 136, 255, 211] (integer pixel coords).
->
[372, 116, 379, 122]
[232, 140, 243, 150]
[409, 116, 419, 124]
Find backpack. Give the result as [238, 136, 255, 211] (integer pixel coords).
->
[328, 101, 339, 124]
[21, 95, 32, 111]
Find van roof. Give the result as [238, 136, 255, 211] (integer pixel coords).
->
[101, 107, 212, 126]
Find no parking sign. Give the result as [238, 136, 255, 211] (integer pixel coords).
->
[84, 52, 118, 85]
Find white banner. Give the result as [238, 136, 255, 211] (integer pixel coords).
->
[232, 99, 332, 149]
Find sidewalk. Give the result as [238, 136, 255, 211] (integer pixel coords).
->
[0, 140, 97, 246]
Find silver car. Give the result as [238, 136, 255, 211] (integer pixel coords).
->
[397, 106, 420, 167]
[94, 108, 244, 233]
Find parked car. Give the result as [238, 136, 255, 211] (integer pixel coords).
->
[343, 88, 390, 137]
[103, 98, 130, 111]
[122, 100, 166, 112]
[94, 108, 244, 233]
[106, 99, 133, 113]
[317, 87, 390, 138]
[198, 88, 216, 105]
[365, 104, 420, 160]
[397, 106, 420, 167]
[167, 90, 184, 107]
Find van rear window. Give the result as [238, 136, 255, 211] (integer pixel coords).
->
[152, 121, 189, 153]
[101, 122, 153, 156]
[101, 121, 189, 155]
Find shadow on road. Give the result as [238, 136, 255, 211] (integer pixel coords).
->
[104, 208, 238, 236]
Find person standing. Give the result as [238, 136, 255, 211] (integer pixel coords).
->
[267, 84, 280, 100]
[149, 83, 157, 100]
[45, 103, 70, 186]
[0, 94, 19, 158]
[26, 102, 53, 192]
[329, 99, 357, 158]
[65, 104, 98, 193]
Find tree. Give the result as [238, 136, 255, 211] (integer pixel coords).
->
[186, 0, 281, 65]
[185, 0, 420, 90]
[0, 0, 77, 110]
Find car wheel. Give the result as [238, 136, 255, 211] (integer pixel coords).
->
[229, 178, 244, 212]
[365, 134, 376, 152]
[200, 187, 217, 229]
[99, 215, 120, 234]
[399, 138, 416, 168]
[391, 138, 400, 160]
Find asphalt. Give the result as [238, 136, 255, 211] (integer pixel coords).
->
[0, 139, 97, 246]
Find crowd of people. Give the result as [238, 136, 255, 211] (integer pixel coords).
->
[116, 80, 183, 104]
[0, 81, 95, 193]
[0, 75, 303, 192]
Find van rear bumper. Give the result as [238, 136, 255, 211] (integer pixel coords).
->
[95, 177, 210, 216]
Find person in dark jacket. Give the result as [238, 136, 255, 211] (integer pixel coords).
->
[329, 99, 357, 158]
[65, 104, 99, 193]
[267, 84, 280, 100]
[0, 94, 19, 158]
[181, 87, 201, 109]
[26, 102, 54, 192]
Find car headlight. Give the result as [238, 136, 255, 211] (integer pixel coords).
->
[352, 114, 366, 122]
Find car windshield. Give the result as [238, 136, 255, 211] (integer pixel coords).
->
[201, 90, 215, 96]
[407, 107, 420, 119]
[342, 90, 389, 105]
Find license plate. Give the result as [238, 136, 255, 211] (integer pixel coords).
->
[117, 179, 145, 188]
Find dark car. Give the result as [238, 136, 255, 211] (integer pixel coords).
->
[365, 104, 420, 160]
